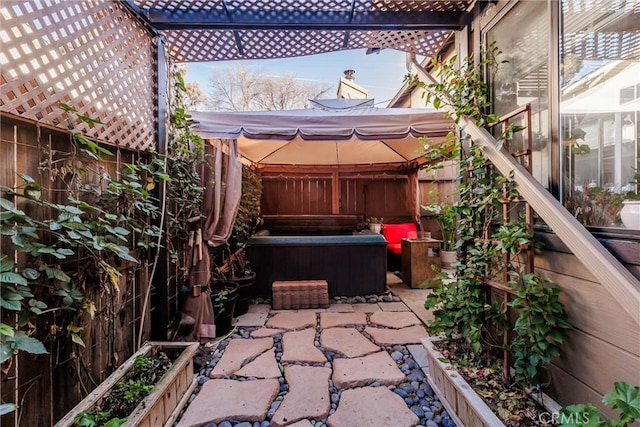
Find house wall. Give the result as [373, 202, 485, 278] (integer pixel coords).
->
[534, 242, 640, 418]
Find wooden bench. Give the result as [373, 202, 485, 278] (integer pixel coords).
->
[272, 280, 329, 310]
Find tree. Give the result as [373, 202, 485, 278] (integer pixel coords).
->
[176, 65, 205, 109]
[206, 65, 332, 111]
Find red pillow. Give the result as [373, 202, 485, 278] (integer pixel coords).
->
[382, 223, 417, 254]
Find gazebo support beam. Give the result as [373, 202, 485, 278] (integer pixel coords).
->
[143, 9, 468, 31]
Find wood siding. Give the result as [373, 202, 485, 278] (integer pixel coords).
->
[534, 249, 640, 418]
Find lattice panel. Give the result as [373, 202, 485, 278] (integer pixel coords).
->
[166, 29, 451, 62]
[135, 0, 468, 62]
[364, 0, 472, 12]
[136, 0, 471, 12]
[0, 0, 157, 151]
[349, 29, 452, 55]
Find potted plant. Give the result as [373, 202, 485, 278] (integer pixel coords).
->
[210, 280, 239, 337]
[366, 217, 383, 233]
[421, 203, 457, 267]
[620, 167, 640, 229]
[562, 122, 586, 145]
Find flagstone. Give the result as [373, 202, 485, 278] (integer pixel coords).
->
[369, 311, 421, 328]
[364, 325, 427, 346]
[332, 351, 404, 389]
[319, 312, 367, 329]
[271, 365, 331, 427]
[352, 303, 381, 312]
[236, 312, 268, 327]
[266, 312, 317, 330]
[377, 301, 410, 312]
[250, 327, 285, 338]
[177, 379, 279, 426]
[210, 338, 273, 378]
[235, 348, 281, 379]
[326, 387, 419, 427]
[281, 328, 327, 364]
[320, 327, 379, 358]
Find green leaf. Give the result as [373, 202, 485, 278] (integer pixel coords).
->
[603, 381, 640, 421]
[71, 333, 85, 347]
[22, 268, 39, 280]
[0, 298, 21, 311]
[12, 331, 47, 355]
[0, 343, 12, 364]
[0, 323, 15, 337]
[0, 403, 16, 416]
[558, 404, 605, 427]
[0, 272, 27, 285]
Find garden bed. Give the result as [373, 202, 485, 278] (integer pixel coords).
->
[422, 337, 561, 427]
[55, 341, 198, 427]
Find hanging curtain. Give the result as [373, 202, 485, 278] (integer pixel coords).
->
[182, 139, 242, 340]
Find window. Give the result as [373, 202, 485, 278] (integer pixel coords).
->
[560, 0, 639, 228]
[486, 1, 551, 189]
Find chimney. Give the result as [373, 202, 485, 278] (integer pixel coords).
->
[343, 69, 355, 80]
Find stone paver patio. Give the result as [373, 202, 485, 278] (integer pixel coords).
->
[177, 292, 455, 427]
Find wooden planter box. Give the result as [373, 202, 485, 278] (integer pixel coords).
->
[422, 337, 560, 427]
[55, 341, 198, 427]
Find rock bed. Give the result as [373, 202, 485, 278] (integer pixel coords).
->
[180, 312, 455, 427]
[252, 290, 402, 306]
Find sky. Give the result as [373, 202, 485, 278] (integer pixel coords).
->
[183, 48, 421, 108]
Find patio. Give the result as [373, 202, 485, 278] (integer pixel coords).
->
[175, 273, 452, 427]
[1, 1, 639, 426]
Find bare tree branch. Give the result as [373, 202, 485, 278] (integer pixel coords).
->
[206, 65, 332, 111]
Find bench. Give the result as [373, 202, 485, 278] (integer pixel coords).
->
[272, 280, 329, 310]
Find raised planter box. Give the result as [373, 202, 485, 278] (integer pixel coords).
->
[422, 337, 561, 427]
[55, 341, 198, 427]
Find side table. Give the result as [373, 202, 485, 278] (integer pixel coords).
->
[401, 238, 442, 288]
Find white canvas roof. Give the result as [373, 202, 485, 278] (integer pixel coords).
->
[189, 99, 453, 167]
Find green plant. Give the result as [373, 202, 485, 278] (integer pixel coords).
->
[366, 217, 383, 224]
[73, 352, 172, 426]
[421, 203, 457, 251]
[559, 381, 640, 426]
[562, 123, 587, 141]
[417, 43, 571, 392]
[213, 165, 263, 281]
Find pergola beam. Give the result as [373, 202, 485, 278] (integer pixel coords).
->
[143, 9, 468, 31]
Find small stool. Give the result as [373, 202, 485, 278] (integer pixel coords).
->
[272, 280, 329, 310]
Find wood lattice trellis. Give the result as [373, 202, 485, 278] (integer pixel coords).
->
[0, 0, 157, 151]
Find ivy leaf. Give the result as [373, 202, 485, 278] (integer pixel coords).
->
[71, 333, 85, 347]
[0, 323, 15, 337]
[22, 268, 39, 280]
[0, 298, 21, 311]
[0, 343, 12, 364]
[0, 403, 16, 416]
[12, 331, 47, 355]
[0, 272, 27, 285]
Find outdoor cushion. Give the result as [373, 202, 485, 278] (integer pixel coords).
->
[381, 223, 417, 255]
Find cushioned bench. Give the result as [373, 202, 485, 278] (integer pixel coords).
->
[382, 223, 418, 255]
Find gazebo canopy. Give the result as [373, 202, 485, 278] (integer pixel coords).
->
[190, 99, 453, 167]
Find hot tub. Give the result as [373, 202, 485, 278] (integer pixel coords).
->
[246, 232, 387, 298]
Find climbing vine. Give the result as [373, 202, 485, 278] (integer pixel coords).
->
[413, 42, 571, 389]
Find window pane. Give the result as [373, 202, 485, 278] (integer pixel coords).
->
[487, 1, 550, 189]
[560, 0, 640, 228]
